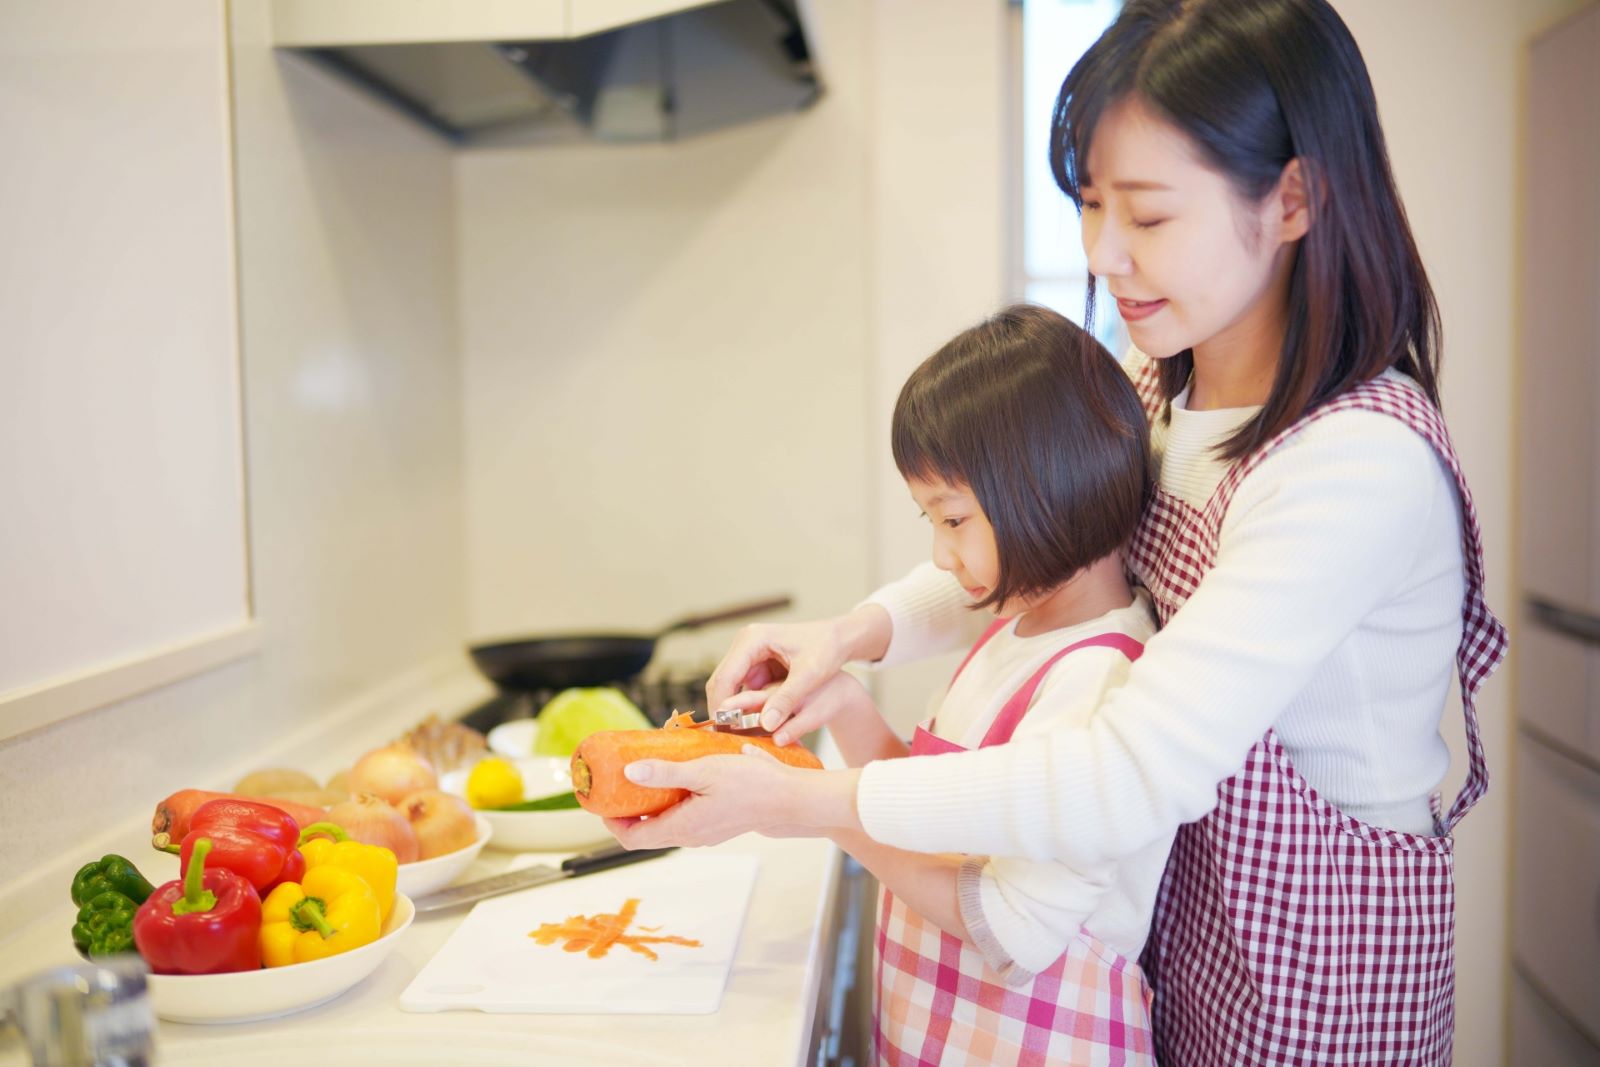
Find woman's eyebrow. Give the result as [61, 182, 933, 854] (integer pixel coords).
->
[1111, 179, 1174, 191]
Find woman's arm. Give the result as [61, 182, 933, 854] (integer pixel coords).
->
[613, 414, 1457, 873]
[856, 415, 1458, 868]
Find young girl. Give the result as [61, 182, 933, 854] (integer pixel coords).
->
[796, 304, 1164, 1064]
[609, 1, 1507, 1064]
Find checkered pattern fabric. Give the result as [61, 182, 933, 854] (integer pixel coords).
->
[876, 892, 1156, 1066]
[1125, 359, 1508, 1066]
[874, 630, 1155, 1066]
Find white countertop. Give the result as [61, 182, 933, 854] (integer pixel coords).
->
[1, 830, 842, 1066]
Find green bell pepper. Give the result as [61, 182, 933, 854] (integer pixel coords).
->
[71, 855, 155, 908]
[72, 890, 141, 957]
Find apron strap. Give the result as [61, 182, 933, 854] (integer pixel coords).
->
[947, 616, 1012, 691]
[979, 633, 1145, 748]
[1203, 376, 1507, 832]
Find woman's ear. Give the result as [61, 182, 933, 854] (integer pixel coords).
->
[1275, 157, 1312, 243]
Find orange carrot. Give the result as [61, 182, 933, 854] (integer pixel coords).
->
[151, 788, 328, 843]
[571, 720, 823, 817]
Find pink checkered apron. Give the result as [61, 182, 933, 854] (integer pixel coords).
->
[1124, 360, 1509, 1065]
[875, 621, 1156, 1066]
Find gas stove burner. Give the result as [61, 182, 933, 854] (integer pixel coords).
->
[456, 670, 715, 735]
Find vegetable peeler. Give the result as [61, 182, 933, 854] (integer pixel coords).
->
[695, 707, 770, 735]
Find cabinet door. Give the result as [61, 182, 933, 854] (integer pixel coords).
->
[1512, 738, 1600, 1041]
[1516, 5, 1600, 763]
[1511, 971, 1600, 1067]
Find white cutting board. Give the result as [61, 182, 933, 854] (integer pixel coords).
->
[400, 851, 760, 1015]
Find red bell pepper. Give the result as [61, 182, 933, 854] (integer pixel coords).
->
[174, 798, 307, 894]
[133, 838, 262, 975]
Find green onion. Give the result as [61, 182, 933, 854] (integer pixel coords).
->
[493, 791, 581, 812]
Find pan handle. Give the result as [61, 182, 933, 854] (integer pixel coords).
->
[657, 595, 794, 637]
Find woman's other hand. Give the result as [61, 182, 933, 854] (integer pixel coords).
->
[603, 752, 863, 849]
[705, 604, 892, 737]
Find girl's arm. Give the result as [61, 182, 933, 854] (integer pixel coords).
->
[706, 563, 975, 732]
[821, 677, 909, 766]
[830, 828, 968, 941]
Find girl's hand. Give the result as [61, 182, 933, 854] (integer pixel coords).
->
[602, 752, 863, 850]
[712, 671, 874, 747]
[705, 605, 892, 736]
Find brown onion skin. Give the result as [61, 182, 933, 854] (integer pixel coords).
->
[325, 793, 420, 863]
[349, 743, 438, 805]
[398, 789, 479, 860]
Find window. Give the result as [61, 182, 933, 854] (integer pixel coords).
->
[1012, 0, 1125, 355]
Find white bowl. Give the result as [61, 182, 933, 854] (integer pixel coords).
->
[145, 894, 416, 1024]
[395, 814, 491, 898]
[440, 756, 611, 852]
[486, 718, 538, 759]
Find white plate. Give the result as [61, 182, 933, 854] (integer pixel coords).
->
[145, 895, 415, 1024]
[440, 757, 610, 852]
[395, 815, 491, 898]
[486, 719, 538, 759]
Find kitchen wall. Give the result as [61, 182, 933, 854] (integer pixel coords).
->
[0, 0, 473, 931]
[456, 0, 1007, 692]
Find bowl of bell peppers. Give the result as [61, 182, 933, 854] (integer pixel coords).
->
[74, 798, 415, 1024]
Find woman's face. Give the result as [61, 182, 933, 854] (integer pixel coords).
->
[1078, 96, 1300, 365]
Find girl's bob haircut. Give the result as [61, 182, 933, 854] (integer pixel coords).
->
[1051, 0, 1442, 460]
[892, 304, 1150, 611]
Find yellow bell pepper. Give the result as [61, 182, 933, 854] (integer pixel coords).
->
[296, 822, 398, 922]
[259, 865, 381, 967]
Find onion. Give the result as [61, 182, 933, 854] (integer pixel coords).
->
[324, 793, 420, 863]
[349, 743, 437, 806]
[399, 789, 479, 860]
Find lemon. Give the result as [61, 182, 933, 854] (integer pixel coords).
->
[533, 687, 651, 757]
[466, 757, 525, 810]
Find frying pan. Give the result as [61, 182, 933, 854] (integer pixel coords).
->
[468, 595, 793, 693]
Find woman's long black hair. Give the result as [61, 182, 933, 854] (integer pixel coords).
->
[1051, 0, 1442, 459]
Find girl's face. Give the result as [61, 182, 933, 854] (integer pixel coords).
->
[1078, 96, 1304, 366]
[906, 475, 1007, 612]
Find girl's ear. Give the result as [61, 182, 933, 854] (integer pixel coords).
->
[1275, 158, 1313, 243]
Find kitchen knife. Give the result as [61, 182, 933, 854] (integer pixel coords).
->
[412, 843, 677, 914]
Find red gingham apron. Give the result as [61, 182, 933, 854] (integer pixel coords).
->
[1124, 360, 1509, 1066]
[875, 620, 1157, 1066]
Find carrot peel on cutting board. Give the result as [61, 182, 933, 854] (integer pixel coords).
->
[528, 898, 701, 961]
[570, 711, 823, 818]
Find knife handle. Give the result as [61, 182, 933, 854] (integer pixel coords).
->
[562, 843, 677, 877]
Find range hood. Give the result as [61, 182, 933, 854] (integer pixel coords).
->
[272, 0, 821, 144]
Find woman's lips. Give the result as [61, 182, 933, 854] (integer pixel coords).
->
[964, 586, 987, 599]
[1116, 297, 1167, 322]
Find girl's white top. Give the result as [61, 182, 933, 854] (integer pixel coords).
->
[927, 595, 1168, 981]
[857, 366, 1466, 882]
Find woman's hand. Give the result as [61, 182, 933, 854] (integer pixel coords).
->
[603, 751, 863, 850]
[705, 604, 892, 737]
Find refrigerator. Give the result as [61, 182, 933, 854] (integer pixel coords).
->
[1509, 5, 1600, 1064]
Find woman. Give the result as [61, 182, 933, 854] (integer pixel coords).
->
[608, 1, 1506, 1062]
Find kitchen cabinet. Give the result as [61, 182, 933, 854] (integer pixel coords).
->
[0, 0, 254, 740]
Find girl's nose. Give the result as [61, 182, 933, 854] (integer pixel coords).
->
[930, 536, 957, 573]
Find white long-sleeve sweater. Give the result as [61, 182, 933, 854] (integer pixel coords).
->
[913, 595, 1169, 979]
[859, 367, 1467, 875]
